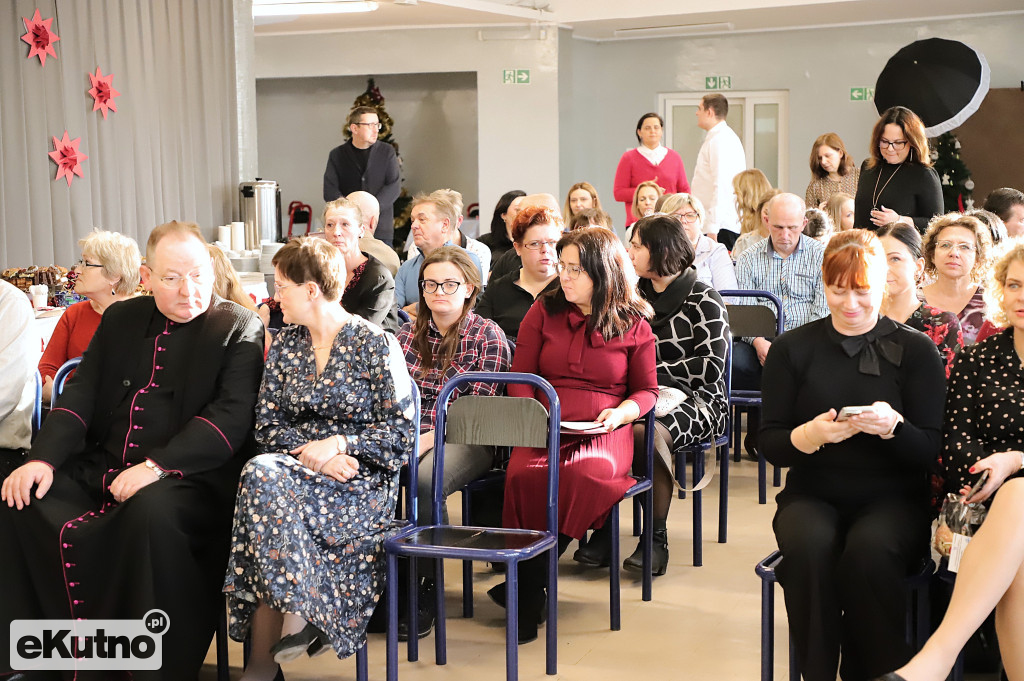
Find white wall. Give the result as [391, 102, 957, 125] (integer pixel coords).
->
[562, 15, 1024, 218]
[255, 72, 478, 229]
[255, 26, 560, 232]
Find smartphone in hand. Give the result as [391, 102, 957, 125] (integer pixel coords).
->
[834, 405, 878, 422]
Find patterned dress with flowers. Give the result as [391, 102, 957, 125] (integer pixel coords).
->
[223, 318, 415, 659]
[905, 303, 963, 379]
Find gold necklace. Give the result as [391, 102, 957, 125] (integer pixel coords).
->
[872, 162, 904, 208]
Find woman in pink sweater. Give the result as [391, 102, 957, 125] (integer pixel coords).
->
[614, 112, 689, 227]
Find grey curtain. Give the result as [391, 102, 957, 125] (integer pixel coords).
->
[0, 0, 249, 268]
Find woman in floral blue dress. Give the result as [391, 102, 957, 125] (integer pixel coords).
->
[223, 237, 415, 681]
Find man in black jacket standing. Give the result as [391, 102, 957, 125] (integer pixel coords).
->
[324, 106, 402, 245]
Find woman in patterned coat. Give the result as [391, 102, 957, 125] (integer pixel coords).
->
[623, 213, 730, 575]
[223, 237, 415, 680]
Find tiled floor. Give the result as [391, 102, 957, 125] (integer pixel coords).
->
[203, 453, 791, 680]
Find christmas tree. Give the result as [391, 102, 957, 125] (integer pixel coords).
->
[930, 132, 976, 212]
[346, 79, 413, 240]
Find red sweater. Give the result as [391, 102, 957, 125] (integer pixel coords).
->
[613, 148, 690, 226]
[38, 301, 102, 380]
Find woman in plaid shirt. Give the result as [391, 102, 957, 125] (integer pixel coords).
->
[396, 245, 512, 638]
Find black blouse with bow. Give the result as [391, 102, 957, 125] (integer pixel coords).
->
[760, 316, 947, 507]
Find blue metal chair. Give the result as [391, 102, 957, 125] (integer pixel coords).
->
[50, 356, 82, 409]
[397, 307, 412, 325]
[718, 290, 784, 503]
[31, 370, 43, 438]
[385, 372, 561, 681]
[755, 550, 934, 681]
[671, 329, 733, 566]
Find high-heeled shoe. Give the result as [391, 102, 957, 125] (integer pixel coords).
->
[486, 581, 548, 623]
[573, 524, 612, 567]
[269, 622, 330, 663]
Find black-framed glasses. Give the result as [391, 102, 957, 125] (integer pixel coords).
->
[354, 122, 383, 132]
[879, 138, 908, 151]
[421, 279, 464, 295]
[75, 259, 103, 269]
[557, 262, 585, 280]
[523, 239, 558, 251]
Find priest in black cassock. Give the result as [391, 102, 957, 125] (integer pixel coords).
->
[0, 221, 264, 681]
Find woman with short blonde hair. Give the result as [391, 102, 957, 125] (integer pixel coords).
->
[38, 228, 142, 402]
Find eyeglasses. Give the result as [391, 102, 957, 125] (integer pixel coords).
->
[936, 241, 975, 254]
[674, 212, 700, 225]
[879, 138, 908, 151]
[75, 259, 103, 269]
[274, 281, 305, 294]
[523, 239, 558, 251]
[155, 269, 211, 290]
[557, 262, 585, 280]
[421, 279, 464, 295]
[353, 122, 383, 131]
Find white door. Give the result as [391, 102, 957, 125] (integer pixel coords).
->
[659, 90, 789, 190]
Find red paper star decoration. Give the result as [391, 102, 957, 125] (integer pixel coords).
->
[48, 131, 88, 187]
[88, 67, 121, 119]
[21, 9, 60, 66]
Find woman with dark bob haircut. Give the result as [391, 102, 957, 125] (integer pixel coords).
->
[761, 229, 946, 680]
[489, 227, 658, 643]
[805, 132, 859, 208]
[478, 189, 526, 262]
[618, 214, 730, 575]
[853, 106, 943, 232]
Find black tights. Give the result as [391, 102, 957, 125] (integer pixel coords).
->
[631, 421, 674, 521]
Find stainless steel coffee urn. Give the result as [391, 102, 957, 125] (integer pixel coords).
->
[239, 179, 281, 247]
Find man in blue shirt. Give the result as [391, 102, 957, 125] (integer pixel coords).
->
[734, 193, 828, 455]
[395, 192, 481, 319]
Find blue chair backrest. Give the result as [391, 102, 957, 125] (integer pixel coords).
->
[32, 370, 43, 438]
[717, 290, 784, 338]
[396, 308, 412, 325]
[432, 372, 561, 534]
[50, 356, 83, 410]
[405, 380, 421, 526]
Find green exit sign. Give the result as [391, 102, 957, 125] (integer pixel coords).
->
[705, 76, 732, 90]
[503, 69, 531, 85]
[850, 87, 875, 101]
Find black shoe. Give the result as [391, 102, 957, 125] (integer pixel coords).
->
[623, 528, 669, 576]
[397, 581, 436, 641]
[518, 616, 538, 645]
[870, 675, 907, 681]
[486, 581, 548, 623]
[573, 527, 612, 567]
[270, 622, 330, 663]
[743, 433, 760, 462]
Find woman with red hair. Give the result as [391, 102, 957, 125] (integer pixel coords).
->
[760, 229, 946, 681]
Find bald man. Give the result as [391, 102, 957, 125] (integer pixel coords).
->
[349, 191, 400, 276]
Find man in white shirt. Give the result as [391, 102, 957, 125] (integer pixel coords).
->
[0, 280, 40, 473]
[690, 94, 747, 250]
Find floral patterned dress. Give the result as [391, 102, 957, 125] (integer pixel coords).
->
[223, 318, 415, 659]
[905, 303, 963, 379]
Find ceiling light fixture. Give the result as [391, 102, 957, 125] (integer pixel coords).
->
[252, 0, 379, 17]
[613, 22, 735, 38]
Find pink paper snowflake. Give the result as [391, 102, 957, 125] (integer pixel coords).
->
[21, 9, 60, 66]
[48, 131, 88, 187]
[88, 67, 121, 119]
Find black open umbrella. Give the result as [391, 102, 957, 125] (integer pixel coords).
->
[874, 38, 990, 136]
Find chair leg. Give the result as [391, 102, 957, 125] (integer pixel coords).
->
[386, 553, 400, 681]
[757, 449, 768, 505]
[718, 438, 729, 544]
[692, 448, 703, 567]
[216, 601, 229, 681]
[632, 495, 641, 536]
[408, 558, 419, 662]
[760, 575, 774, 681]
[356, 643, 368, 681]
[642, 485, 653, 602]
[610, 505, 621, 631]
[462, 491, 474, 618]
[506, 560, 520, 681]
[546, 547, 558, 675]
[773, 464, 782, 488]
[733, 406, 743, 462]
[435, 558, 447, 665]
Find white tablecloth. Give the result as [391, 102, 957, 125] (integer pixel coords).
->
[34, 308, 64, 349]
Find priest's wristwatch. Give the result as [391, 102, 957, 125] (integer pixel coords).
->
[144, 459, 170, 479]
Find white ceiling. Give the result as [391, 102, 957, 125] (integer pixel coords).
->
[254, 0, 1024, 39]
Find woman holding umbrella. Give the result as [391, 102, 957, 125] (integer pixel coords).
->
[853, 106, 942, 233]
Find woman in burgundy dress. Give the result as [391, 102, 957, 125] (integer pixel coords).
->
[490, 226, 658, 643]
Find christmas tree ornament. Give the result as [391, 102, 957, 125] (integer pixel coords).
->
[21, 9, 60, 66]
[964, 178, 975, 191]
[942, 173, 951, 185]
[965, 198, 975, 210]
